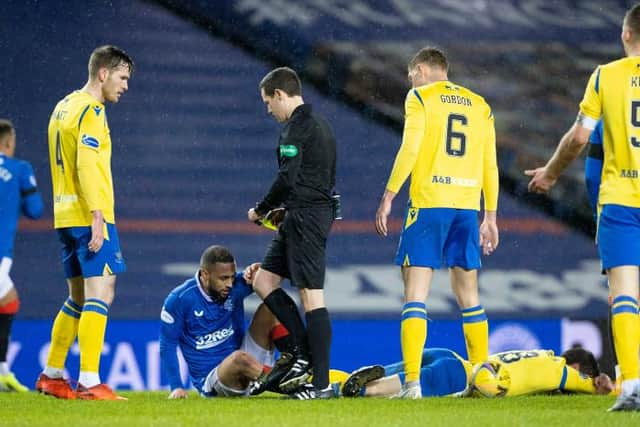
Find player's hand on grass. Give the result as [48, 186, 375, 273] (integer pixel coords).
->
[243, 263, 261, 284]
[88, 210, 105, 253]
[524, 167, 557, 194]
[594, 373, 615, 395]
[479, 212, 499, 256]
[168, 388, 188, 399]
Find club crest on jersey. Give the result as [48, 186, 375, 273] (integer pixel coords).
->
[224, 299, 234, 312]
[0, 166, 12, 183]
[93, 106, 102, 116]
[81, 134, 100, 149]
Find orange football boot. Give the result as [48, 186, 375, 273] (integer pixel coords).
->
[35, 374, 76, 399]
[76, 383, 127, 400]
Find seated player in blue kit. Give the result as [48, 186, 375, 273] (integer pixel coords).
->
[160, 245, 296, 398]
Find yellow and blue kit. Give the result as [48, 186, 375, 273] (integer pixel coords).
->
[579, 58, 640, 386]
[384, 348, 471, 397]
[47, 91, 124, 278]
[580, 58, 640, 210]
[580, 58, 640, 270]
[388, 81, 498, 269]
[48, 91, 115, 227]
[386, 81, 498, 211]
[488, 349, 595, 396]
[382, 348, 597, 397]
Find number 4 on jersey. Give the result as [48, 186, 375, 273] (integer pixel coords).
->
[55, 131, 64, 172]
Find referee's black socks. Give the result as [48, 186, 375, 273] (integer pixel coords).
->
[263, 288, 309, 357]
[306, 307, 332, 390]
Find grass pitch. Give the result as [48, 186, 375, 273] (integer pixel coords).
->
[2, 392, 639, 427]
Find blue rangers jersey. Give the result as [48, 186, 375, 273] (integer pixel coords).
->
[0, 153, 43, 259]
[159, 271, 252, 392]
[585, 119, 603, 215]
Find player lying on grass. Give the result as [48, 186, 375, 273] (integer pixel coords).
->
[342, 348, 614, 398]
[160, 245, 298, 398]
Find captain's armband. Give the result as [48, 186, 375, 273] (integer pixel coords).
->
[576, 113, 599, 131]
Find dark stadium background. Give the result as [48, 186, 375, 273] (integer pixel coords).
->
[0, 0, 628, 389]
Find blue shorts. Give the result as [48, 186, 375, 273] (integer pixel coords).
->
[391, 348, 469, 397]
[394, 207, 480, 270]
[57, 223, 126, 278]
[598, 204, 640, 269]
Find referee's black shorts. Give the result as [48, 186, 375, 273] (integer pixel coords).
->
[261, 206, 333, 289]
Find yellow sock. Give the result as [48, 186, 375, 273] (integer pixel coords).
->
[46, 298, 81, 370]
[78, 299, 109, 375]
[461, 305, 488, 365]
[611, 296, 640, 382]
[401, 302, 427, 383]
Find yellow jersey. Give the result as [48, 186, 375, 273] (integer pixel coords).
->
[48, 91, 115, 228]
[580, 57, 640, 208]
[489, 349, 595, 397]
[386, 81, 498, 211]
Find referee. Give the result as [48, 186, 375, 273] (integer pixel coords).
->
[247, 67, 337, 399]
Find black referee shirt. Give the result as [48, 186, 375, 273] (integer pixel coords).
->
[256, 104, 336, 214]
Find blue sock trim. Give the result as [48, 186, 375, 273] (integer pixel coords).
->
[61, 305, 81, 319]
[65, 298, 82, 312]
[613, 296, 638, 305]
[462, 313, 488, 323]
[612, 305, 639, 315]
[402, 311, 428, 321]
[403, 302, 426, 310]
[461, 305, 483, 313]
[83, 299, 109, 316]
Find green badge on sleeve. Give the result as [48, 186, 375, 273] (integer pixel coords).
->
[279, 145, 298, 157]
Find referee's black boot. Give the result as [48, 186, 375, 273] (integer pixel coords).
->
[278, 356, 312, 393]
[288, 383, 338, 400]
[249, 352, 294, 395]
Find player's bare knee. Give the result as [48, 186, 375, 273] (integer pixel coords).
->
[232, 351, 258, 375]
[229, 350, 245, 365]
[252, 270, 280, 298]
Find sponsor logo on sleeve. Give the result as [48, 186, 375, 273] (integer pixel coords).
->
[160, 308, 175, 324]
[81, 134, 100, 149]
